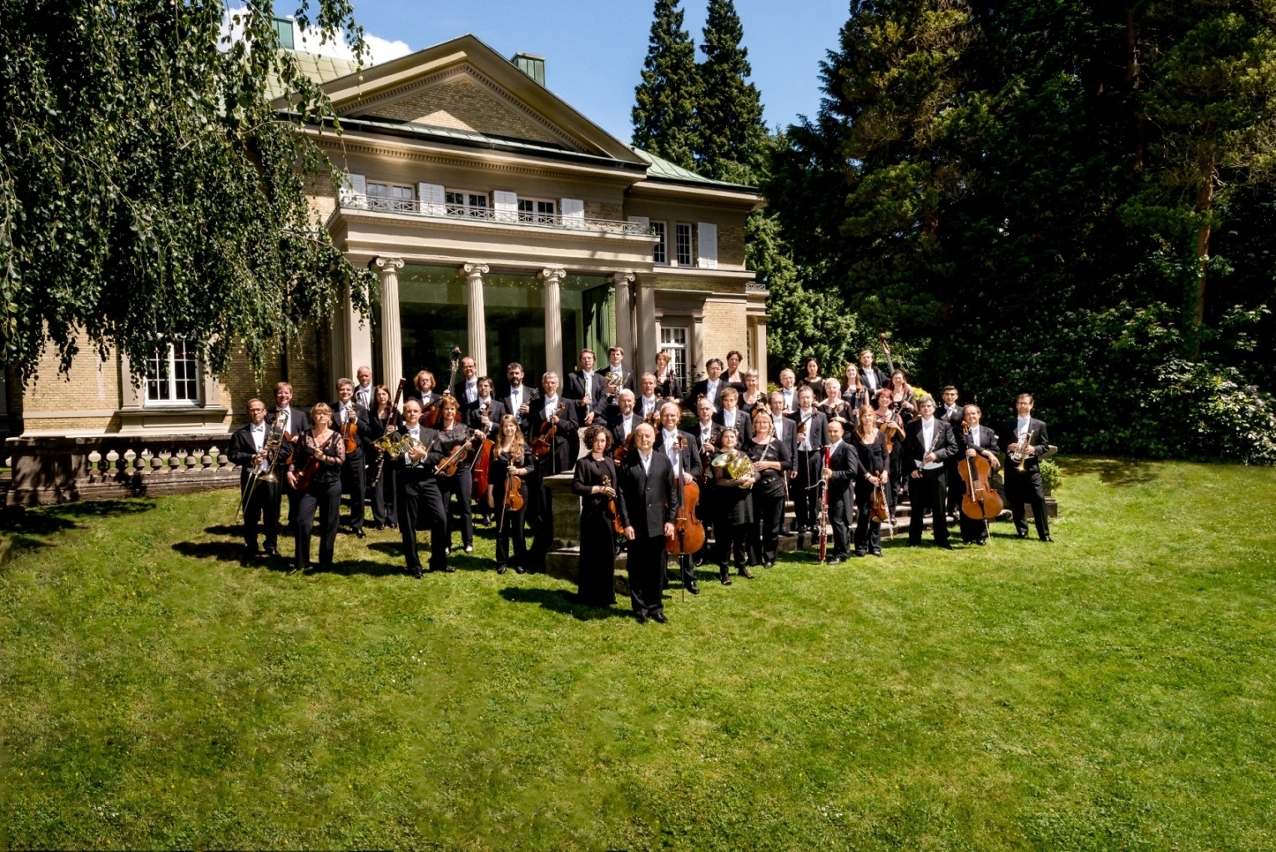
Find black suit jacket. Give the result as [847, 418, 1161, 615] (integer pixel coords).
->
[466, 398, 507, 436]
[824, 440, 859, 500]
[858, 367, 890, 397]
[653, 428, 703, 480]
[527, 396, 579, 473]
[956, 424, 1000, 459]
[501, 387, 536, 435]
[687, 379, 729, 411]
[788, 409, 830, 451]
[691, 421, 722, 469]
[616, 450, 680, 538]
[903, 418, 959, 478]
[996, 417, 1050, 470]
[329, 400, 371, 460]
[610, 411, 643, 451]
[602, 365, 635, 394]
[393, 426, 444, 492]
[936, 403, 964, 433]
[565, 370, 608, 418]
[268, 405, 311, 439]
[713, 408, 754, 447]
[228, 421, 294, 488]
[768, 411, 799, 465]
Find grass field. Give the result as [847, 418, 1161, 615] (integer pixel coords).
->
[2, 458, 1275, 850]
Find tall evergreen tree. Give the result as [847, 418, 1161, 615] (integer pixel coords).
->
[632, 0, 700, 170]
[695, 0, 767, 182]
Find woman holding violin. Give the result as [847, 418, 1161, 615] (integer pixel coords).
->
[488, 414, 532, 574]
[888, 370, 917, 417]
[571, 424, 619, 608]
[366, 384, 399, 530]
[436, 395, 479, 555]
[740, 369, 766, 416]
[956, 404, 1001, 546]
[747, 411, 792, 568]
[852, 405, 889, 557]
[874, 387, 908, 524]
[286, 402, 346, 575]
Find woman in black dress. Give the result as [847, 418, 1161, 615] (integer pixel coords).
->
[571, 425, 619, 607]
[747, 411, 792, 568]
[740, 369, 766, 416]
[711, 427, 756, 584]
[654, 350, 682, 401]
[798, 357, 825, 402]
[874, 387, 908, 525]
[436, 396, 477, 554]
[366, 384, 398, 529]
[487, 414, 532, 574]
[286, 402, 346, 574]
[852, 405, 889, 557]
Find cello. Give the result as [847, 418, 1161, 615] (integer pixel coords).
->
[959, 424, 1004, 523]
[665, 436, 706, 556]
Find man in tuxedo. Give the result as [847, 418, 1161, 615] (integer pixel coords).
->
[467, 376, 506, 438]
[616, 423, 680, 624]
[354, 365, 375, 411]
[956, 403, 1001, 545]
[331, 378, 371, 537]
[269, 382, 311, 531]
[857, 349, 889, 398]
[502, 362, 534, 437]
[713, 386, 753, 448]
[610, 389, 642, 453]
[777, 368, 799, 414]
[457, 356, 482, 420]
[228, 398, 291, 559]
[687, 358, 726, 413]
[635, 372, 661, 421]
[905, 395, 958, 548]
[526, 372, 579, 570]
[767, 390, 797, 534]
[693, 396, 721, 565]
[394, 398, 446, 577]
[821, 419, 859, 564]
[602, 346, 636, 419]
[655, 400, 703, 595]
[937, 386, 965, 519]
[997, 393, 1053, 542]
[788, 386, 830, 549]
[566, 348, 606, 427]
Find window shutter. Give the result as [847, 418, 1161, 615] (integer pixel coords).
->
[418, 182, 445, 215]
[561, 198, 585, 227]
[697, 222, 718, 269]
[493, 191, 519, 222]
[344, 173, 367, 208]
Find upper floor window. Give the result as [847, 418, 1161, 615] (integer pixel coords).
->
[660, 326, 689, 389]
[518, 198, 557, 225]
[367, 182, 415, 212]
[652, 221, 668, 265]
[147, 341, 200, 405]
[446, 191, 489, 218]
[675, 223, 693, 267]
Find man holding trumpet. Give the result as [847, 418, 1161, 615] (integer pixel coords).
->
[228, 398, 291, 560]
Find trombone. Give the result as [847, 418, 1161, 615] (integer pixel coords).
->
[237, 410, 288, 521]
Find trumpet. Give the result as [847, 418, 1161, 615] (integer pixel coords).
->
[1011, 429, 1034, 472]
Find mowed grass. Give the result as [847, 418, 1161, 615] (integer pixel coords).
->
[2, 458, 1275, 850]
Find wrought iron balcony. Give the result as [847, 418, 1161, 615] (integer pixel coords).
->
[338, 194, 654, 236]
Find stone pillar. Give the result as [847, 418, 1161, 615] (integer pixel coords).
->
[376, 257, 405, 384]
[347, 283, 374, 382]
[610, 272, 635, 360]
[753, 319, 768, 384]
[463, 263, 489, 376]
[635, 273, 658, 378]
[540, 267, 565, 380]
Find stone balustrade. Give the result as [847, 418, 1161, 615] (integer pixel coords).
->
[4, 434, 243, 506]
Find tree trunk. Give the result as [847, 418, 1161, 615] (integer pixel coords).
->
[1190, 150, 1216, 359]
[1126, 7, 1144, 173]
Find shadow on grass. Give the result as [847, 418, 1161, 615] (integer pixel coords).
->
[172, 541, 253, 563]
[499, 586, 631, 621]
[1059, 456, 1159, 487]
[2, 499, 158, 556]
[326, 558, 406, 578]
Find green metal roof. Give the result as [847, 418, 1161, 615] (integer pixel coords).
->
[266, 49, 363, 101]
[628, 147, 756, 191]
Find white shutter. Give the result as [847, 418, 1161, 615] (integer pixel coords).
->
[697, 222, 718, 269]
[493, 190, 519, 222]
[418, 182, 445, 215]
[344, 173, 366, 208]
[561, 198, 585, 228]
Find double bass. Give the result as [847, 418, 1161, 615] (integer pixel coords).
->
[959, 424, 1004, 523]
[665, 436, 706, 556]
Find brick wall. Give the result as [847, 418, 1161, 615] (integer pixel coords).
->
[700, 299, 750, 369]
[303, 166, 338, 225]
[719, 223, 746, 268]
[220, 325, 327, 427]
[19, 342, 121, 433]
[376, 75, 561, 146]
[586, 200, 624, 222]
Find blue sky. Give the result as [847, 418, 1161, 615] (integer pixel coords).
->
[326, 0, 849, 144]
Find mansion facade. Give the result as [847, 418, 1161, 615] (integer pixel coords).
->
[3, 33, 766, 445]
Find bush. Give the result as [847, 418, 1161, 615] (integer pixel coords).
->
[1039, 459, 1062, 493]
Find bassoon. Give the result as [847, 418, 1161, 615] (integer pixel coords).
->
[370, 378, 406, 488]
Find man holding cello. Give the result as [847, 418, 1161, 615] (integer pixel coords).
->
[654, 401, 703, 595]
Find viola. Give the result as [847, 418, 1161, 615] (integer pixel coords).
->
[959, 426, 1004, 521]
[435, 428, 483, 476]
[531, 400, 566, 460]
[340, 402, 360, 454]
[601, 474, 624, 535]
[612, 428, 636, 464]
[665, 437, 706, 555]
[870, 471, 890, 523]
[503, 453, 525, 513]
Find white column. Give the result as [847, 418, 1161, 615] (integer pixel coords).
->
[376, 256, 405, 384]
[347, 283, 374, 381]
[463, 263, 489, 377]
[753, 319, 768, 385]
[540, 267, 565, 380]
[610, 271, 634, 360]
[635, 273, 657, 376]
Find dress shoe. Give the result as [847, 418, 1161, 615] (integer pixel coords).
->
[355, 529, 366, 539]
[1041, 535, 1054, 543]
[374, 522, 385, 531]
[940, 543, 954, 550]
[795, 532, 806, 550]
[442, 565, 456, 573]
[652, 612, 668, 624]
[738, 566, 755, 579]
[496, 564, 507, 575]
[409, 566, 423, 579]
[763, 560, 775, 569]
[464, 545, 474, 553]
[636, 613, 649, 624]
[515, 566, 526, 575]
[719, 568, 732, 586]
[1016, 532, 1028, 539]
[286, 566, 302, 576]
[687, 580, 700, 595]
[871, 550, 883, 557]
[976, 540, 987, 546]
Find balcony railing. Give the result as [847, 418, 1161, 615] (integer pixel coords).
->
[338, 194, 654, 236]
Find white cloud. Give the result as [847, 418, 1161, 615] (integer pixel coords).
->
[220, 5, 412, 68]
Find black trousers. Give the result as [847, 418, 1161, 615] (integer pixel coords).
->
[751, 489, 786, 564]
[340, 454, 367, 532]
[492, 479, 527, 568]
[398, 474, 447, 571]
[628, 534, 666, 618]
[909, 468, 950, 546]
[793, 450, 820, 530]
[294, 477, 341, 572]
[241, 476, 282, 551]
[370, 459, 396, 527]
[853, 483, 883, 554]
[440, 469, 474, 549]
[829, 488, 852, 558]
[944, 458, 963, 516]
[1005, 466, 1050, 538]
[527, 469, 551, 569]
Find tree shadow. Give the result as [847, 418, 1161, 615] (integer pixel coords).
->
[325, 558, 408, 578]
[499, 586, 631, 621]
[172, 540, 254, 564]
[1059, 456, 1159, 487]
[2, 500, 159, 557]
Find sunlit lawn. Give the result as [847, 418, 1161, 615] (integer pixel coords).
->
[2, 458, 1275, 850]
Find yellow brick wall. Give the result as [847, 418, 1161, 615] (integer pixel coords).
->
[20, 340, 121, 431]
[303, 165, 338, 226]
[375, 76, 561, 145]
[719, 223, 746, 268]
[219, 325, 326, 427]
[701, 299, 750, 370]
[586, 200, 624, 222]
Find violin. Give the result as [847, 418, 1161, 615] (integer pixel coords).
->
[666, 437, 706, 555]
[341, 402, 360, 454]
[959, 424, 1005, 521]
[503, 450, 525, 513]
[613, 424, 636, 464]
[531, 400, 566, 460]
[293, 430, 335, 491]
[601, 474, 624, 535]
[870, 470, 890, 523]
[434, 428, 484, 476]
[469, 401, 495, 493]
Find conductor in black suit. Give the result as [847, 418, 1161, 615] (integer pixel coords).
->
[269, 381, 311, 532]
[821, 419, 859, 563]
[997, 393, 1053, 542]
[904, 395, 958, 548]
[331, 378, 371, 537]
[228, 397, 292, 558]
[616, 423, 680, 624]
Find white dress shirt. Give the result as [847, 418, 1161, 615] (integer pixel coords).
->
[251, 423, 268, 472]
[639, 452, 652, 475]
[920, 417, 935, 458]
[543, 395, 559, 418]
[798, 408, 814, 451]
[465, 380, 478, 403]
[662, 428, 681, 477]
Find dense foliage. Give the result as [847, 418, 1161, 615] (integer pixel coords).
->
[766, 0, 1276, 462]
[0, 0, 373, 386]
[632, 0, 702, 171]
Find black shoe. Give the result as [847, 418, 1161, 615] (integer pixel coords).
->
[872, 550, 883, 557]
[719, 568, 732, 586]
[940, 543, 955, 550]
[264, 549, 281, 559]
[826, 557, 842, 565]
[853, 551, 866, 558]
[795, 532, 806, 550]
[1016, 532, 1028, 539]
[515, 566, 526, 575]
[636, 613, 648, 625]
[1041, 535, 1054, 542]
[409, 566, 423, 579]
[286, 566, 302, 575]
[496, 565, 507, 575]
[686, 580, 700, 595]
[355, 529, 366, 539]
[976, 540, 987, 546]
[738, 566, 755, 579]
[374, 522, 385, 530]
[652, 612, 667, 624]
[442, 565, 456, 573]
[763, 560, 775, 569]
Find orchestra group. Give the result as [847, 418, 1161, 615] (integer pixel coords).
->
[230, 344, 1054, 624]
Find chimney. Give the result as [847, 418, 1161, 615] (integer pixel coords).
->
[271, 15, 295, 50]
[510, 53, 545, 86]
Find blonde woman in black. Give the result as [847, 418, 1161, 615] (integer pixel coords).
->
[487, 414, 532, 574]
[747, 411, 792, 568]
[286, 402, 345, 575]
[436, 396, 477, 554]
[852, 405, 889, 557]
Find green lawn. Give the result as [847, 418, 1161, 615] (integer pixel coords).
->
[2, 458, 1275, 850]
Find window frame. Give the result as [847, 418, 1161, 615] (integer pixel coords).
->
[675, 222, 693, 267]
[652, 220, 669, 265]
[517, 197, 557, 225]
[659, 325, 690, 390]
[446, 189, 490, 218]
[366, 181, 415, 213]
[145, 341, 202, 407]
